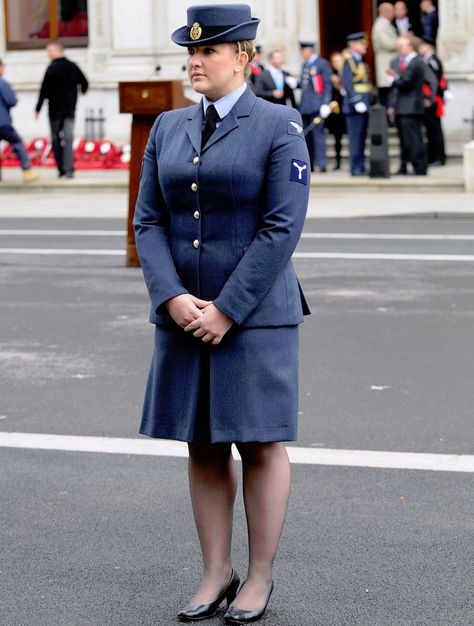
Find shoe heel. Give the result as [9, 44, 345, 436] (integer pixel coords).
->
[226, 577, 240, 606]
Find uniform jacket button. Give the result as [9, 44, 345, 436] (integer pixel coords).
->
[193, 156, 200, 165]
[193, 211, 200, 220]
[191, 182, 198, 191]
[193, 239, 200, 249]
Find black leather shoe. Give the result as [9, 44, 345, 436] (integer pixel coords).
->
[224, 581, 274, 624]
[177, 569, 240, 622]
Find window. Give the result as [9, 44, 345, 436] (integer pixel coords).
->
[5, 0, 88, 49]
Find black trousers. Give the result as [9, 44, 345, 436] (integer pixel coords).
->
[424, 105, 446, 164]
[396, 115, 427, 174]
[49, 114, 75, 175]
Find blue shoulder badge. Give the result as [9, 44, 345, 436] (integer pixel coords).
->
[287, 119, 305, 139]
[290, 159, 308, 185]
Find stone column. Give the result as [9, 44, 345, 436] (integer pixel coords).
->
[437, 0, 474, 152]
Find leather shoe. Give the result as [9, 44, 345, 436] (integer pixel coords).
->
[177, 569, 240, 622]
[224, 581, 274, 624]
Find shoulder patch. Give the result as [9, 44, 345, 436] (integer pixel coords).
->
[290, 159, 308, 185]
[287, 119, 304, 138]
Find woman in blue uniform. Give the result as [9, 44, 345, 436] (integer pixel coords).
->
[134, 5, 310, 623]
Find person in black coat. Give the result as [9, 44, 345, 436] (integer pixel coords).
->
[325, 51, 345, 170]
[35, 42, 88, 178]
[387, 35, 428, 175]
[419, 36, 446, 165]
[254, 50, 296, 107]
[420, 0, 439, 42]
[248, 44, 264, 88]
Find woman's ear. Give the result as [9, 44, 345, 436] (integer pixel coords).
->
[235, 52, 249, 73]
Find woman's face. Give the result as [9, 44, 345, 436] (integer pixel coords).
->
[187, 43, 247, 101]
[331, 53, 343, 72]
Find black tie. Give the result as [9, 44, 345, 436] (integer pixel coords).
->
[201, 104, 220, 148]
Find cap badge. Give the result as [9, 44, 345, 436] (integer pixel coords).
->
[190, 22, 202, 41]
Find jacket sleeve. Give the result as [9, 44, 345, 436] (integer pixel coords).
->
[77, 65, 88, 94]
[393, 60, 420, 92]
[0, 79, 17, 109]
[35, 68, 52, 113]
[321, 60, 332, 106]
[254, 72, 275, 99]
[341, 59, 357, 106]
[213, 110, 310, 325]
[133, 114, 189, 314]
[424, 64, 437, 104]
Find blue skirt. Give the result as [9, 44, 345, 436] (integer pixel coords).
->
[139, 324, 299, 443]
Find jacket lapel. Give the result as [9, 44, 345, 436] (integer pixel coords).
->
[185, 103, 204, 154]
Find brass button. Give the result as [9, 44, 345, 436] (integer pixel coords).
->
[193, 156, 200, 165]
[193, 211, 200, 220]
[191, 183, 198, 192]
[193, 239, 200, 249]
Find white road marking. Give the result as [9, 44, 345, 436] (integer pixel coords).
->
[293, 252, 474, 261]
[1, 230, 473, 241]
[0, 432, 473, 473]
[0, 248, 125, 256]
[0, 248, 473, 262]
[0, 229, 125, 236]
[301, 233, 474, 241]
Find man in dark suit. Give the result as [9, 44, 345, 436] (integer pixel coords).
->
[298, 41, 332, 172]
[421, 0, 439, 42]
[419, 36, 446, 165]
[388, 35, 428, 175]
[254, 50, 296, 107]
[394, 1, 413, 35]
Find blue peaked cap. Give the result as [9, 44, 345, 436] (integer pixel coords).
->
[171, 4, 260, 46]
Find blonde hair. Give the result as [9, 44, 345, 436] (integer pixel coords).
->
[233, 40, 256, 78]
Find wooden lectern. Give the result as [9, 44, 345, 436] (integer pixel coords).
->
[119, 80, 194, 266]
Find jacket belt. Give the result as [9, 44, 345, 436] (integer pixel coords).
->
[353, 84, 372, 93]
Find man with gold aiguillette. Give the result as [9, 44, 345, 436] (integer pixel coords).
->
[341, 32, 373, 176]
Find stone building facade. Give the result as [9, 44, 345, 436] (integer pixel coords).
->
[0, 0, 472, 150]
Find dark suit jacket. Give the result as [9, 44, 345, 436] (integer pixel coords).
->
[389, 56, 425, 116]
[422, 10, 439, 41]
[134, 87, 311, 328]
[254, 69, 296, 108]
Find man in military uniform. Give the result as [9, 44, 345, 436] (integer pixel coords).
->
[419, 36, 446, 165]
[341, 32, 373, 176]
[298, 41, 332, 173]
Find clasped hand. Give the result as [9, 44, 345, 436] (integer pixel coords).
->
[165, 294, 233, 345]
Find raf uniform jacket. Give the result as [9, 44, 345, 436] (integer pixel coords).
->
[298, 56, 332, 116]
[254, 69, 296, 107]
[388, 56, 427, 116]
[134, 87, 311, 329]
[341, 54, 372, 114]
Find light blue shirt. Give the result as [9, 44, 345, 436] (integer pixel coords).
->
[203, 82, 248, 127]
[268, 65, 285, 91]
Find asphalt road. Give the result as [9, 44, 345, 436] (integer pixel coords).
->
[1, 215, 473, 626]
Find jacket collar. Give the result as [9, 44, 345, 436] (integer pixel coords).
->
[185, 86, 256, 154]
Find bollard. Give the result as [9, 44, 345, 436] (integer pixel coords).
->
[368, 104, 390, 178]
[85, 108, 93, 140]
